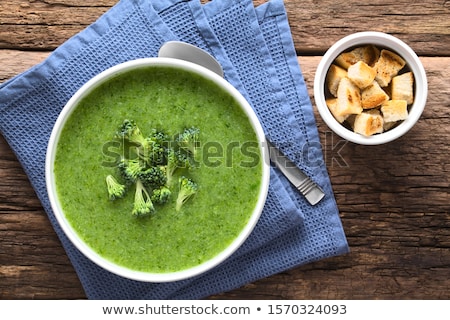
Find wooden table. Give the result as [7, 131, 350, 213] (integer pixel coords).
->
[1, 0, 449, 300]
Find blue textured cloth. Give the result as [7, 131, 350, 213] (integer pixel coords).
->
[0, 0, 348, 299]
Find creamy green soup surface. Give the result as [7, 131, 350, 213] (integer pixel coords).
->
[54, 66, 262, 273]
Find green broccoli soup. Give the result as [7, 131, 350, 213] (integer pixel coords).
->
[54, 66, 263, 273]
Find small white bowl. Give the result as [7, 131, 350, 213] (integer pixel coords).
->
[45, 57, 270, 282]
[314, 31, 427, 145]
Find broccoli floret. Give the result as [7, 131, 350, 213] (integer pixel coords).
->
[143, 139, 166, 166]
[175, 176, 198, 212]
[165, 149, 178, 186]
[138, 166, 167, 189]
[115, 120, 165, 164]
[146, 129, 170, 165]
[151, 186, 172, 205]
[117, 158, 144, 184]
[132, 179, 155, 217]
[148, 128, 169, 146]
[165, 149, 194, 186]
[105, 175, 126, 200]
[177, 127, 200, 156]
[165, 149, 184, 184]
[176, 150, 194, 169]
[115, 119, 148, 150]
[116, 125, 166, 166]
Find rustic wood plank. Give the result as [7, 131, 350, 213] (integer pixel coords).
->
[0, 50, 49, 82]
[0, 0, 449, 55]
[285, 0, 450, 55]
[0, 0, 114, 50]
[0, 49, 448, 299]
[0, 136, 86, 299]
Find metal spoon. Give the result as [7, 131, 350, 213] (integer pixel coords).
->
[158, 41, 224, 77]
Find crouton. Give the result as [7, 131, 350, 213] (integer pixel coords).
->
[326, 98, 347, 123]
[353, 110, 384, 136]
[374, 49, 406, 87]
[391, 72, 414, 104]
[381, 100, 409, 122]
[361, 81, 389, 109]
[326, 64, 348, 97]
[348, 61, 377, 89]
[336, 77, 363, 117]
[335, 45, 380, 69]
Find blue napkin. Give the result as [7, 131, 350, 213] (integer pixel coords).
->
[0, 0, 348, 299]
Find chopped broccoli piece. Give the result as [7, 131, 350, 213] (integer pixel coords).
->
[165, 149, 193, 186]
[176, 150, 194, 170]
[177, 127, 200, 155]
[176, 176, 199, 212]
[115, 119, 148, 149]
[115, 120, 164, 164]
[132, 179, 155, 217]
[148, 128, 169, 146]
[145, 129, 170, 166]
[151, 186, 172, 205]
[139, 166, 167, 189]
[143, 139, 166, 166]
[166, 148, 178, 181]
[117, 158, 144, 184]
[105, 175, 126, 200]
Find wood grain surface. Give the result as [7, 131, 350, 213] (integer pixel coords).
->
[1, 0, 449, 300]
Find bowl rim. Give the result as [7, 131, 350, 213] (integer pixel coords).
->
[45, 57, 270, 282]
[314, 31, 428, 145]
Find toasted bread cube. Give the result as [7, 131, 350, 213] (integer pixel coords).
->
[381, 100, 409, 122]
[336, 77, 363, 117]
[326, 98, 348, 123]
[348, 61, 377, 89]
[361, 81, 389, 109]
[374, 49, 406, 87]
[326, 64, 348, 97]
[353, 110, 384, 136]
[335, 45, 380, 69]
[391, 72, 414, 104]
